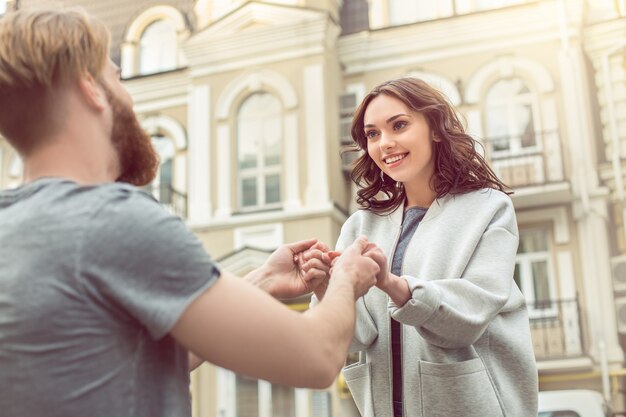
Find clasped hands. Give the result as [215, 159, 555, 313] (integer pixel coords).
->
[247, 236, 407, 304]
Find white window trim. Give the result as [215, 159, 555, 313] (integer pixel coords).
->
[485, 79, 542, 158]
[236, 94, 284, 212]
[516, 229, 559, 320]
[121, 6, 188, 78]
[141, 115, 188, 194]
[215, 70, 300, 218]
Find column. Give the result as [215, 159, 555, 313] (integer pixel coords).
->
[187, 84, 212, 225]
[304, 64, 330, 208]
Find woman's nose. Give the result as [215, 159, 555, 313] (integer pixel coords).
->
[379, 133, 396, 150]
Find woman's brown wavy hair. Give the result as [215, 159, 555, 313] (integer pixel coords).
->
[349, 77, 510, 215]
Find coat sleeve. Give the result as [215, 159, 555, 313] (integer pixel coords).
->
[389, 199, 519, 349]
[309, 211, 379, 352]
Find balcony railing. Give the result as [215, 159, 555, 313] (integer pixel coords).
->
[530, 298, 586, 361]
[144, 184, 188, 219]
[485, 129, 565, 189]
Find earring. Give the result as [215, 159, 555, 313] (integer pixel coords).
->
[380, 170, 384, 182]
[396, 181, 403, 189]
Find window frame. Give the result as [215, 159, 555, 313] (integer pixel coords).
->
[515, 228, 558, 319]
[236, 93, 284, 213]
[484, 77, 542, 159]
[138, 19, 179, 76]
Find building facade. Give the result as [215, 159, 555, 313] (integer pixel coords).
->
[3, 0, 626, 415]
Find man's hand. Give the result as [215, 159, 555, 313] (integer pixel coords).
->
[295, 241, 335, 301]
[361, 242, 410, 306]
[329, 236, 379, 300]
[245, 239, 330, 299]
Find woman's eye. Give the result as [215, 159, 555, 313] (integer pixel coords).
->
[394, 121, 407, 130]
[365, 130, 378, 139]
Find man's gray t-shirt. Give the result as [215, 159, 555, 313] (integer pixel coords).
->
[0, 178, 220, 417]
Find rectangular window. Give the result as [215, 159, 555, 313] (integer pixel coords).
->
[271, 384, 295, 417]
[242, 177, 258, 207]
[237, 93, 283, 211]
[236, 375, 259, 417]
[265, 174, 281, 205]
[312, 391, 332, 417]
[516, 229, 557, 318]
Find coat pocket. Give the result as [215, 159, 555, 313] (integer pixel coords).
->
[419, 358, 504, 417]
[342, 361, 374, 417]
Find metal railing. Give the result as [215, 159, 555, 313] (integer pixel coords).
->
[144, 184, 188, 219]
[529, 298, 586, 361]
[485, 129, 566, 188]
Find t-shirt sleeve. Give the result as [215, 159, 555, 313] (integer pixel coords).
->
[79, 186, 220, 340]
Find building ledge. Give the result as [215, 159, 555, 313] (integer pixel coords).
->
[538, 356, 594, 374]
[511, 181, 572, 209]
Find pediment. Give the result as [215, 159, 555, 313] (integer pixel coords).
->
[194, 1, 326, 40]
[216, 246, 272, 276]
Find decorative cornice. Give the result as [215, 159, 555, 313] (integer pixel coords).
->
[338, 1, 569, 75]
[123, 69, 189, 106]
[583, 18, 626, 57]
[183, 3, 339, 76]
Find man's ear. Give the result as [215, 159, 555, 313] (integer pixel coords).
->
[77, 73, 107, 112]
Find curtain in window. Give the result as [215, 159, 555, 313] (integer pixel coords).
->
[139, 20, 177, 75]
[237, 93, 282, 210]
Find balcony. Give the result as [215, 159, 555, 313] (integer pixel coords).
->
[530, 298, 586, 361]
[146, 184, 188, 219]
[485, 129, 565, 189]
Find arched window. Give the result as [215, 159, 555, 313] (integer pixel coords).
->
[237, 93, 282, 210]
[139, 20, 178, 75]
[485, 78, 537, 154]
[149, 134, 176, 205]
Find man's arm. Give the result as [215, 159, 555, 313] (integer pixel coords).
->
[189, 239, 331, 372]
[173, 237, 378, 388]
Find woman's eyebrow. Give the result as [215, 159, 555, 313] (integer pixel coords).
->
[364, 114, 409, 129]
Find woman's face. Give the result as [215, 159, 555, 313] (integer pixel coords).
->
[364, 94, 435, 191]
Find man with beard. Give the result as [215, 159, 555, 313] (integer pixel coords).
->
[0, 8, 381, 417]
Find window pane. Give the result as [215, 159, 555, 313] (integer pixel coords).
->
[242, 178, 257, 207]
[159, 159, 173, 204]
[340, 93, 357, 111]
[139, 20, 177, 75]
[271, 384, 295, 417]
[237, 93, 283, 209]
[519, 230, 548, 253]
[265, 174, 280, 205]
[516, 103, 536, 148]
[532, 260, 551, 305]
[311, 391, 332, 417]
[513, 263, 521, 291]
[512, 102, 533, 136]
[263, 115, 281, 167]
[486, 78, 536, 153]
[150, 135, 175, 204]
[486, 106, 509, 152]
[236, 375, 259, 417]
[238, 117, 259, 170]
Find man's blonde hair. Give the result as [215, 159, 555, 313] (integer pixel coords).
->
[0, 8, 111, 151]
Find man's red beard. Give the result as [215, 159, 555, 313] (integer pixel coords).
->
[103, 86, 159, 186]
